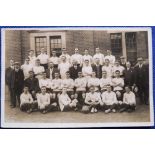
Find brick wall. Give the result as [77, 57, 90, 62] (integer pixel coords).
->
[136, 31, 148, 59]
[5, 30, 22, 67]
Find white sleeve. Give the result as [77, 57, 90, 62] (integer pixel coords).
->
[101, 92, 106, 103]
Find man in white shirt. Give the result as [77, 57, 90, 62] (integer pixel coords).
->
[39, 72, 51, 91]
[28, 50, 36, 66]
[20, 86, 35, 113]
[59, 48, 71, 63]
[120, 85, 136, 113]
[37, 86, 57, 114]
[21, 58, 33, 79]
[100, 71, 112, 93]
[112, 70, 124, 102]
[104, 50, 115, 66]
[49, 50, 59, 68]
[87, 72, 100, 91]
[71, 48, 83, 66]
[82, 59, 93, 81]
[93, 47, 104, 65]
[82, 49, 93, 66]
[83, 86, 102, 113]
[112, 60, 125, 77]
[58, 87, 77, 112]
[61, 72, 74, 96]
[33, 59, 45, 79]
[58, 55, 70, 79]
[37, 48, 49, 70]
[102, 58, 113, 78]
[101, 85, 118, 113]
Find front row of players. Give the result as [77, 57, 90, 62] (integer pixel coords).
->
[20, 74, 136, 114]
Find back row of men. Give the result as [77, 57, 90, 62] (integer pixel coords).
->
[5, 47, 149, 113]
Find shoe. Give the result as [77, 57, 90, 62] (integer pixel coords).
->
[112, 109, 116, 113]
[91, 107, 95, 113]
[105, 109, 111, 114]
[94, 108, 98, 113]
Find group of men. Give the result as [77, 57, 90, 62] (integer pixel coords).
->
[5, 47, 149, 114]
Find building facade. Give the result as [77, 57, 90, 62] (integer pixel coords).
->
[5, 29, 149, 67]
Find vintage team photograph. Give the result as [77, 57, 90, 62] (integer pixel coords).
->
[1, 27, 154, 128]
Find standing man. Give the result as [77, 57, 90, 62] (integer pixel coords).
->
[5, 59, 14, 106]
[134, 57, 149, 105]
[69, 60, 82, 80]
[112, 60, 125, 77]
[102, 59, 113, 78]
[21, 57, 33, 79]
[37, 47, 49, 70]
[104, 50, 115, 66]
[46, 62, 59, 80]
[92, 58, 102, 79]
[28, 50, 36, 66]
[93, 47, 104, 65]
[71, 48, 83, 66]
[49, 50, 59, 68]
[10, 62, 24, 108]
[82, 49, 93, 66]
[120, 56, 127, 68]
[59, 48, 71, 63]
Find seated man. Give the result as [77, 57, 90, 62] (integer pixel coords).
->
[119, 85, 136, 113]
[87, 72, 100, 91]
[58, 87, 77, 112]
[82, 86, 102, 113]
[61, 72, 74, 96]
[102, 58, 113, 78]
[101, 85, 118, 113]
[100, 71, 112, 93]
[24, 70, 40, 103]
[39, 72, 51, 92]
[50, 72, 62, 95]
[37, 86, 57, 114]
[111, 70, 124, 102]
[20, 86, 37, 113]
[74, 72, 87, 109]
[104, 50, 115, 66]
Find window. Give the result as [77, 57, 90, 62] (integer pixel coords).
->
[110, 33, 122, 58]
[35, 37, 47, 56]
[50, 36, 62, 56]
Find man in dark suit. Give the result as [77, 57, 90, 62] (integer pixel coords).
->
[46, 62, 59, 79]
[10, 62, 24, 108]
[134, 57, 149, 105]
[5, 59, 14, 106]
[120, 56, 127, 69]
[124, 61, 134, 86]
[92, 58, 102, 78]
[69, 61, 82, 80]
[24, 70, 40, 99]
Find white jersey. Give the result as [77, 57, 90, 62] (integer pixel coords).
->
[123, 91, 136, 105]
[93, 53, 104, 65]
[58, 62, 70, 79]
[39, 78, 51, 88]
[74, 77, 87, 91]
[49, 56, 59, 65]
[112, 65, 125, 76]
[82, 66, 93, 79]
[100, 77, 112, 90]
[102, 65, 113, 78]
[59, 54, 71, 63]
[82, 55, 93, 66]
[20, 93, 33, 106]
[37, 53, 49, 64]
[85, 92, 102, 105]
[61, 78, 74, 91]
[87, 77, 100, 91]
[50, 78, 62, 91]
[28, 55, 36, 66]
[112, 77, 124, 91]
[104, 55, 115, 65]
[21, 63, 33, 79]
[33, 66, 45, 79]
[71, 53, 83, 65]
[101, 91, 118, 105]
[37, 93, 50, 109]
[59, 93, 71, 111]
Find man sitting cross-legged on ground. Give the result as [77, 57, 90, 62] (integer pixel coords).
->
[82, 86, 102, 114]
[74, 71, 87, 110]
[37, 86, 57, 114]
[20, 86, 37, 114]
[58, 87, 77, 112]
[101, 85, 118, 113]
[119, 85, 136, 113]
